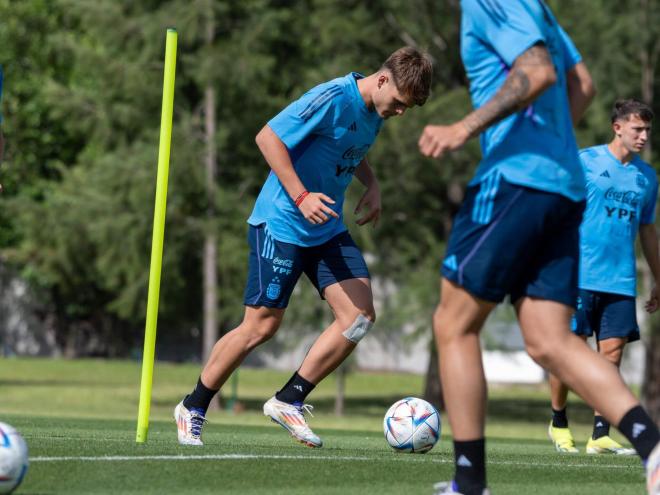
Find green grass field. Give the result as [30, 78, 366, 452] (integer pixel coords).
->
[0, 358, 648, 494]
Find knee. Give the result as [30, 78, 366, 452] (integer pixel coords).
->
[601, 343, 625, 366]
[432, 304, 477, 346]
[525, 338, 557, 369]
[243, 317, 281, 349]
[340, 309, 375, 344]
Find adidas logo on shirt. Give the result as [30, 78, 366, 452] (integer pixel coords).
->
[600, 170, 611, 178]
[348, 121, 357, 132]
[457, 455, 473, 467]
[632, 423, 646, 438]
[443, 255, 458, 271]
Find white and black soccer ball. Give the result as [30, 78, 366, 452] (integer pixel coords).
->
[383, 397, 440, 453]
[0, 422, 28, 494]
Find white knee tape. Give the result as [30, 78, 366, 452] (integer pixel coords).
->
[342, 314, 374, 344]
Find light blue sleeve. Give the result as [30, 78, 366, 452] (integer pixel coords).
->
[641, 170, 658, 225]
[557, 26, 582, 71]
[464, 0, 546, 66]
[267, 83, 342, 150]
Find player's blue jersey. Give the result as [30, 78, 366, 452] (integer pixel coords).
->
[248, 72, 383, 246]
[579, 145, 658, 296]
[460, 0, 585, 201]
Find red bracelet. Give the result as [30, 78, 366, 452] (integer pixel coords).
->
[294, 190, 309, 207]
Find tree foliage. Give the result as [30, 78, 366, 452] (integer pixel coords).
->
[0, 1, 658, 387]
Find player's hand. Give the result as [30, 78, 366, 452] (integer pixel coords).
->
[645, 285, 659, 313]
[418, 123, 470, 159]
[298, 192, 339, 225]
[355, 182, 381, 227]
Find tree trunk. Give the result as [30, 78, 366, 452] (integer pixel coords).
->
[639, 0, 660, 422]
[423, 335, 445, 411]
[202, 12, 220, 408]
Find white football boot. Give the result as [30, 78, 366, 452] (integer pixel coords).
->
[174, 401, 207, 446]
[263, 396, 322, 448]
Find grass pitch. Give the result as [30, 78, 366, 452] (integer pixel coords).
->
[0, 358, 647, 494]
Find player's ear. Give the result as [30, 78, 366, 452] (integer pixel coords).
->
[377, 73, 388, 89]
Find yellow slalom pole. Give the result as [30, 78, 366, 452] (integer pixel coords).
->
[136, 28, 178, 444]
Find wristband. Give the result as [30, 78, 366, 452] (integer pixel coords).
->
[294, 190, 309, 207]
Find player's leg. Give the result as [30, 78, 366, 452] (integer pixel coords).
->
[432, 279, 494, 495]
[176, 224, 301, 445]
[434, 174, 530, 495]
[547, 294, 592, 453]
[297, 277, 374, 383]
[516, 298, 659, 469]
[585, 292, 640, 455]
[175, 306, 284, 445]
[585, 336, 635, 454]
[548, 373, 578, 453]
[264, 231, 372, 448]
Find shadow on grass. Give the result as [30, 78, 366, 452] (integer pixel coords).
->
[205, 395, 595, 425]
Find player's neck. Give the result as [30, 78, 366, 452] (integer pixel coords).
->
[356, 74, 375, 111]
[607, 140, 633, 165]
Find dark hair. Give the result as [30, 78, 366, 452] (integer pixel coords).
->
[611, 99, 654, 124]
[381, 46, 433, 106]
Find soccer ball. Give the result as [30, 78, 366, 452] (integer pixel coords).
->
[383, 397, 440, 453]
[0, 422, 28, 494]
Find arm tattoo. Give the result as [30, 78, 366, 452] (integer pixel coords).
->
[462, 43, 553, 138]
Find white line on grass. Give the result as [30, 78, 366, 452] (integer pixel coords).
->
[29, 454, 639, 470]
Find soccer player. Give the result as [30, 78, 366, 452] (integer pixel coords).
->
[175, 47, 432, 448]
[417, 1, 660, 494]
[548, 99, 659, 455]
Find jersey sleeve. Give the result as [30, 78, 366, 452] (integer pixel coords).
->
[557, 26, 582, 71]
[267, 83, 343, 150]
[641, 171, 658, 225]
[465, 0, 546, 67]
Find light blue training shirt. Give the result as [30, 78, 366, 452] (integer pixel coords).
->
[460, 0, 585, 201]
[578, 145, 658, 296]
[248, 72, 383, 247]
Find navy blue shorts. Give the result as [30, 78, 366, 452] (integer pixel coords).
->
[243, 224, 370, 308]
[571, 289, 640, 342]
[441, 173, 585, 306]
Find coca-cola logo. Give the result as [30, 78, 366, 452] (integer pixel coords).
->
[342, 144, 370, 161]
[604, 187, 639, 207]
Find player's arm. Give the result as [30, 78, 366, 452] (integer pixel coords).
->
[639, 223, 660, 313]
[566, 62, 596, 125]
[419, 43, 557, 158]
[255, 125, 338, 225]
[353, 158, 381, 227]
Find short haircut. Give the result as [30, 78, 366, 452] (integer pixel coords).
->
[611, 99, 654, 124]
[381, 46, 433, 106]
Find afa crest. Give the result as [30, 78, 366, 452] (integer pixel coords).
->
[637, 173, 647, 188]
[266, 277, 282, 300]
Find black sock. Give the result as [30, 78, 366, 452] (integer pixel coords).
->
[182, 377, 218, 413]
[592, 415, 610, 440]
[275, 372, 315, 404]
[552, 407, 569, 428]
[454, 438, 486, 495]
[618, 405, 660, 461]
